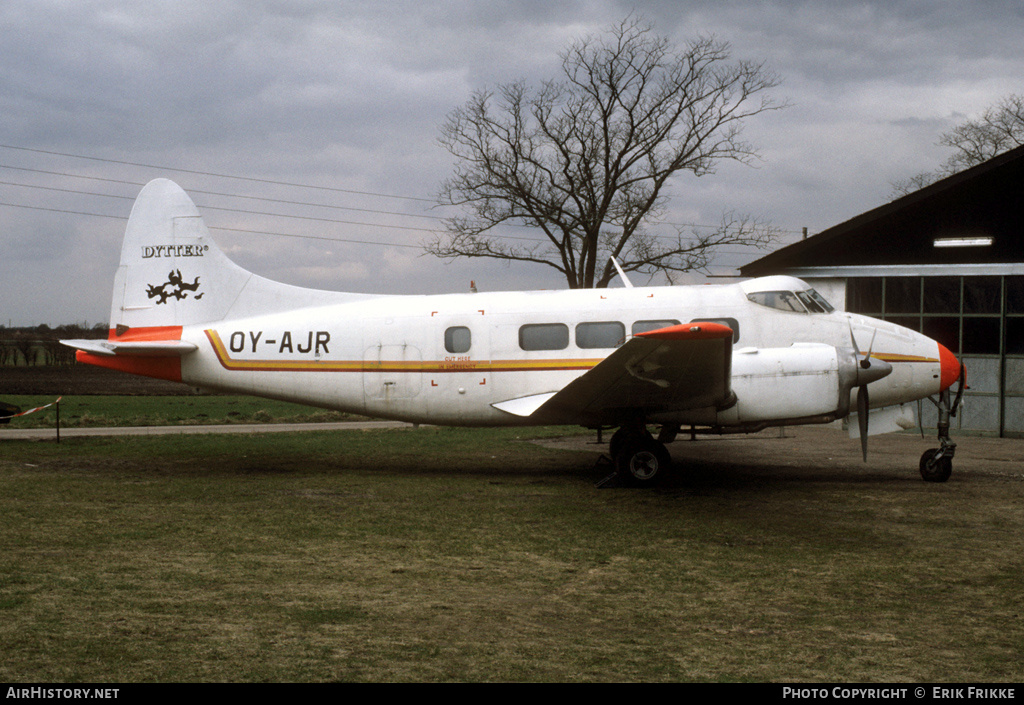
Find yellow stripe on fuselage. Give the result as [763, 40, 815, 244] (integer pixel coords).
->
[206, 330, 939, 374]
[205, 330, 602, 373]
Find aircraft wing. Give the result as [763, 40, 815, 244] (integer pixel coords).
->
[492, 322, 734, 425]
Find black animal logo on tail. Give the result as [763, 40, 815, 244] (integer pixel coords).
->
[146, 270, 203, 305]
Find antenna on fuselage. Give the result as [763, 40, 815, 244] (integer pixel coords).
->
[610, 257, 634, 288]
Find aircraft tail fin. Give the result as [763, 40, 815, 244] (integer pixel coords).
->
[107, 179, 364, 336]
[108, 178, 253, 332]
[64, 179, 372, 382]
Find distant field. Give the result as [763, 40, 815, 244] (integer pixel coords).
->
[1, 425, 1022, 682]
[2, 394, 360, 428]
[2, 364, 362, 428]
[3, 363, 197, 395]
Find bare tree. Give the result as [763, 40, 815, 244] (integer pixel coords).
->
[891, 94, 1024, 197]
[429, 17, 785, 288]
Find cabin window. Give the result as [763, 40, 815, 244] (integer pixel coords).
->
[519, 323, 569, 351]
[631, 319, 680, 336]
[575, 321, 625, 349]
[444, 326, 472, 354]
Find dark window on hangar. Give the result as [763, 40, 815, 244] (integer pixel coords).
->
[847, 278, 882, 314]
[962, 317, 1001, 355]
[1006, 318, 1024, 355]
[885, 277, 921, 314]
[924, 278, 960, 314]
[847, 275, 1024, 359]
[964, 276, 1002, 314]
[1008, 277, 1024, 314]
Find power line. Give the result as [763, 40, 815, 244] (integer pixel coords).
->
[1, 174, 810, 247]
[0, 143, 435, 203]
[209, 226, 422, 249]
[0, 201, 123, 221]
[0, 145, 810, 236]
[0, 198, 789, 259]
[0, 180, 446, 234]
[0, 200, 424, 249]
[0, 165, 448, 221]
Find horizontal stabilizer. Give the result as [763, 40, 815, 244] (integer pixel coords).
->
[60, 338, 198, 357]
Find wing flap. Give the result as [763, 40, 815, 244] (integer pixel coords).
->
[491, 392, 557, 417]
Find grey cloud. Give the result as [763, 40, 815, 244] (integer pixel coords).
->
[2, 0, 1023, 324]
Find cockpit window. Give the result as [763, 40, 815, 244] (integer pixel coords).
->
[747, 290, 807, 312]
[747, 288, 835, 314]
[796, 290, 834, 313]
[805, 289, 835, 313]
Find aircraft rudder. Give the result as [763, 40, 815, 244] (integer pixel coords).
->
[109, 179, 252, 333]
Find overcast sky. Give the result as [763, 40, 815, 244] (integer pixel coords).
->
[2, 0, 1023, 327]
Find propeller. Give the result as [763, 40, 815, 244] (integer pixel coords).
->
[847, 323, 891, 462]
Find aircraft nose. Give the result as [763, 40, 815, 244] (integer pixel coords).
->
[938, 343, 962, 391]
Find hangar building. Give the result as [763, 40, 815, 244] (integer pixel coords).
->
[741, 144, 1024, 437]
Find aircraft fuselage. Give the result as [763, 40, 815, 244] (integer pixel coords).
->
[166, 280, 949, 428]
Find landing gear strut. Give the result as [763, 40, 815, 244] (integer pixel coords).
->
[920, 365, 965, 483]
[605, 419, 672, 487]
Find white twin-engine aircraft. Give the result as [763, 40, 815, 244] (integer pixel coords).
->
[63, 179, 965, 485]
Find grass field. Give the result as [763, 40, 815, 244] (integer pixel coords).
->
[2, 394, 359, 428]
[2, 420, 1023, 682]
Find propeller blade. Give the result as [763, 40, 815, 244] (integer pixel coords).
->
[845, 318, 891, 463]
[858, 384, 869, 462]
[862, 328, 878, 369]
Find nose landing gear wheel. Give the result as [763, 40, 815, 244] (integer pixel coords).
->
[918, 362, 963, 482]
[919, 449, 953, 483]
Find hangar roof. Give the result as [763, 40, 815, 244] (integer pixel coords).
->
[741, 143, 1024, 277]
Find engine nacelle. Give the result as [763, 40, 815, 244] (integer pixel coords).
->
[717, 344, 845, 426]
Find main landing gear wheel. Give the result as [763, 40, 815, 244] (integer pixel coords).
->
[919, 449, 953, 483]
[919, 361, 963, 483]
[616, 438, 672, 487]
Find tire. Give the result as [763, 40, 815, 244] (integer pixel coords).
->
[919, 449, 952, 483]
[616, 438, 671, 487]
